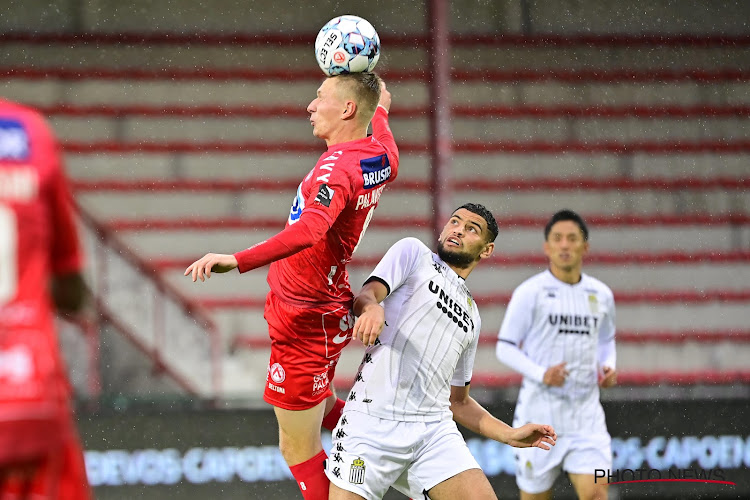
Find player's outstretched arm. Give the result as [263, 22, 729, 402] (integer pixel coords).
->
[353, 280, 389, 346]
[184, 253, 238, 282]
[449, 385, 556, 450]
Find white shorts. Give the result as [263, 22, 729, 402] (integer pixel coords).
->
[515, 432, 612, 494]
[324, 410, 481, 500]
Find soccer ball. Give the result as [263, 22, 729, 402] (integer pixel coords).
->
[315, 15, 380, 76]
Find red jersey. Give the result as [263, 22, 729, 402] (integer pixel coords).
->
[0, 99, 83, 408]
[267, 107, 398, 307]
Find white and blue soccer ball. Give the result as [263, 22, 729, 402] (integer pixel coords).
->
[315, 15, 380, 76]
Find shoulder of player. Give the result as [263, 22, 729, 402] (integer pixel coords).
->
[390, 237, 430, 255]
[516, 271, 550, 292]
[581, 273, 615, 299]
[0, 101, 53, 135]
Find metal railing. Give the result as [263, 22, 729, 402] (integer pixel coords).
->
[76, 205, 222, 399]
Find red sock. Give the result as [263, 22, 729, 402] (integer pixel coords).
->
[321, 398, 345, 431]
[289, 450, 329, 500]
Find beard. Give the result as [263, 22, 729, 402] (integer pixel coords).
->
[437, 242, 477, 269]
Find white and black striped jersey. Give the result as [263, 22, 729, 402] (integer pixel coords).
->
[497, 269, 616, 435]
[344, 237, 481, 422]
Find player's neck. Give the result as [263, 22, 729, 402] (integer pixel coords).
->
[447, 261, 476, 280]
[324, 123, 368, 147]
[549, 266, 582, 285]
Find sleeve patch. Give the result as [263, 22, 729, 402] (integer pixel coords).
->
[360, 154, 391, 189]
[0, 119, 30, 160]
[314, 184, 335, 207]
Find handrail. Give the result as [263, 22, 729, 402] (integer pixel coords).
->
[76, 204, 222, 399]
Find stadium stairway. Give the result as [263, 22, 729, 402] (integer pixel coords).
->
[3, 11, 750, 399]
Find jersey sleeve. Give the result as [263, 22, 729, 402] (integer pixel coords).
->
[497, 281, 536, 346]
[41, 115, 83, 275]
[233, 210, 330, 273]
[598, 288, 617, 369]
[371, 106, 399, 181]
[365, 237, 424, 296]
[496, 281, 547, 383]
[301, 155, 356, 226]
[451, 315, 480, 386]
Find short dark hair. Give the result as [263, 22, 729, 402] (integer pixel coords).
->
[332, 72, 382, 124]
[455, 203, 499, 243]
[544, 209, 589, 241]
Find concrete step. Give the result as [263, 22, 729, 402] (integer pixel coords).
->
[46, 113, 750, 144]
[213, 300, 750, 339]
[4, 0, 748, 36]
[219, 337, 750, 398]
[65, 151, 750, 183]
[477, 339, 750, 374]
[5, 41, 750, 73]
[117, 225, 750, 259]
[4, 78, 749, 110]
[166, 263, 750, 301]
[76, 188, 750, 223]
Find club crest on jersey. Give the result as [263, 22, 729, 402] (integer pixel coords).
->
[349, 458, 366, 484]
[588, 294, 599, 314]
[0, 119, 30, 160]
[360, 154, 391, 189]
[315, 184, 335, 207]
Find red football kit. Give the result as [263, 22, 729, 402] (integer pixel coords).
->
[234, 106, 399, 409]
[0, 99, 91, 498]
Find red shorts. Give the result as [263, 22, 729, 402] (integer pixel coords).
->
[0, 404, 91, 500]
[263, 291, 354, 410]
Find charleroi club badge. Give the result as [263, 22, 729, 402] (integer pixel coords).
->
[349, 457, 366, 484]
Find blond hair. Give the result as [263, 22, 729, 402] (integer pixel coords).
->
[332, 72, 382, 124]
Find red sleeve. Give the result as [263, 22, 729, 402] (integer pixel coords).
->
[42, 116, 83, 275]
[233, 210, 330, 273]
[371, 106, 399, 181]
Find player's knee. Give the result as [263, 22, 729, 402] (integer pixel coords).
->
[278, 429, 322, 463]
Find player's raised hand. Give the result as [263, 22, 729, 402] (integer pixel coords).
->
[543, 362, 569, 387]
[505, 424, 557, 450]
[184, 253, 238, 282]
[599, 366, 617, 388]
[378, 81, 392, 113]
[353, 303, 385, 346]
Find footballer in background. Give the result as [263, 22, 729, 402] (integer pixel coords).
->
[0, 99, 92, 498]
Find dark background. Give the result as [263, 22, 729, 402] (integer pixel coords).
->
[78, 399, 748, 499]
